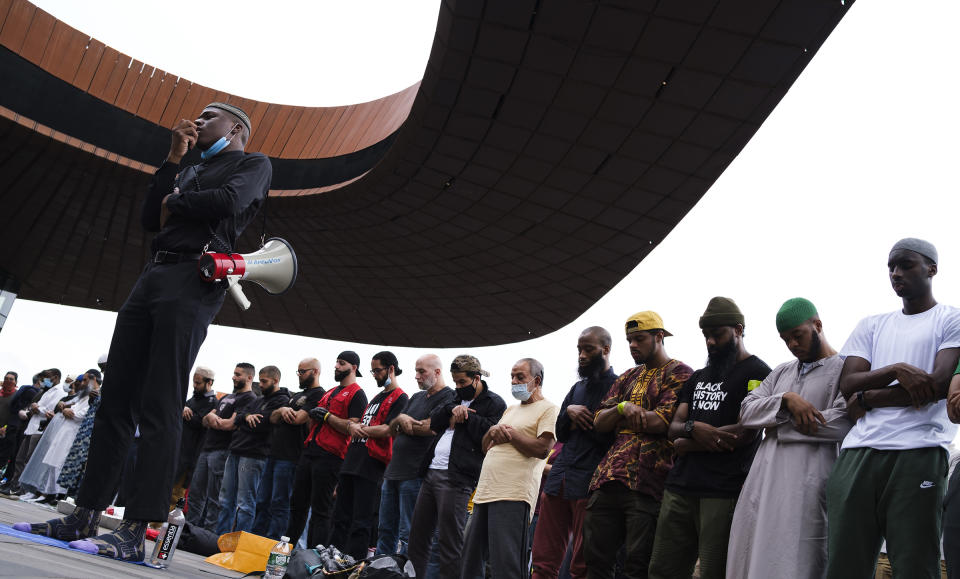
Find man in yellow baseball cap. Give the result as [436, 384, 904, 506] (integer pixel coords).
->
[583, 311, 692, 578]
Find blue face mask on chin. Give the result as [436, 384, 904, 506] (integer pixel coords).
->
[200, 124, 239, 160]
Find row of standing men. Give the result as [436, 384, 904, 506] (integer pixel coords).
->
[178, 238, 960, 579]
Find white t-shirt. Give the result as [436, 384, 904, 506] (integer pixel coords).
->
[841, 303, 960, 450]
[429, 399, 472, 470]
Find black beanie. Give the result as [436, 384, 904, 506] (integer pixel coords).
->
[699, 297, 745, 329]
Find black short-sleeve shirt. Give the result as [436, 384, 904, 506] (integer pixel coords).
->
[340, 389, 409, 481]
[384, 387, 456, 481]
[202, 390, 259, 452]
[270, 386, 327, 462]
[665, 355, 771, 498]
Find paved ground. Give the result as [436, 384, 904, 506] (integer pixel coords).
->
[0, 497, 245, 578]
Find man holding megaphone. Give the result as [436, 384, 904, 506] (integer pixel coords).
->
[15, 103, 272, 562]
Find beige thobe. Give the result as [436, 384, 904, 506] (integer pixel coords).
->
[726, 355, 851, 579]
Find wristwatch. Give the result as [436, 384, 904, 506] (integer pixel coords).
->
[683, 419, 695, 438]
[856, 391, 872, 411]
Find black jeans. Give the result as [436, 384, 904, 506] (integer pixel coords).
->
[408, 469, 473, 579]
[0, 428, 24, 482]
[76, 261, 224, 522]
[583, 482, 660, 579]
[286, 451, 341, 549]
[460, 500, 531, 579]
[330, 473, 380, 560]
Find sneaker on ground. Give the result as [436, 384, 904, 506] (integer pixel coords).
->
[18, 492, 37, 501]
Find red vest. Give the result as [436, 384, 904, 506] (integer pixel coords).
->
[305, 383, 363, 459]
[365, 387, 406, 464]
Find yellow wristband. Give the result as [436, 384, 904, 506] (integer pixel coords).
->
[617, 401, 627, 415]
[323, 412, 330, 423]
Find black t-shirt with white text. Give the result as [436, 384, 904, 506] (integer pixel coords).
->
[202, 390, 259, 452]
[665, 355, 771, 498]
[341, 389, 409, 482]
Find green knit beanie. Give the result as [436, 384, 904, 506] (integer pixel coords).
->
[776, 298, 818, 333]
[699, 297, 745, 328]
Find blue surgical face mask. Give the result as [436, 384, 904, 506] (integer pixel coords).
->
[200, 124, 239, 160]
[383, 377, 392, 388]
[41, 378, 52, 388]
[62, 383, 70, 392]
[511, 382, 532, 402]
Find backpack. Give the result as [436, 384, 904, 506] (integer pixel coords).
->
[282, 547, 324, 579]
[356, 555, 415, 578]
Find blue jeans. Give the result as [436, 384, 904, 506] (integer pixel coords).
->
[425, 532, 442, 579]
[215, 454, 266, 535]
[298, 510, 311, 550]
[185, 448, 228, 530]
[376, 477, 423, 555]
[252, 457, 296, 539]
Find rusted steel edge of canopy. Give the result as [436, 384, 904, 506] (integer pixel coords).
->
[0, 0, 418, 195]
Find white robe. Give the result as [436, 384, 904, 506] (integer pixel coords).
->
[726, 355, 851, 579]
[19, 394, 89, 495]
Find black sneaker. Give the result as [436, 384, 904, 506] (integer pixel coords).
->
[1, 485, 22, 497]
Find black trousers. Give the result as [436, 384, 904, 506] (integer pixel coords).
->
[0, 428, 22, 478]
[76, 261, 224, 522]
[330, 473, 380, 560]
[407, 469, 473, 579]
[113, 437, 140, 507]
[286, 451, 341, 549]
[583, 482, 660, 579]
[460, 500, 531, 579]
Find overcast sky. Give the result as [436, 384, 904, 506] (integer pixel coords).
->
[3, 1, 960, 414]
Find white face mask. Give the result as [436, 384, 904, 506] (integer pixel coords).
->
[511, 382, 532, 402]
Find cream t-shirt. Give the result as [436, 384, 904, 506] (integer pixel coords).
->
[473, 398, 559, 510]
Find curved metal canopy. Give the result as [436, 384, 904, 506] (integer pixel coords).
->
[0, 0, 854, 346]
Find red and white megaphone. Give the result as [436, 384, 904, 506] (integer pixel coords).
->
[198, 237, 298, 311]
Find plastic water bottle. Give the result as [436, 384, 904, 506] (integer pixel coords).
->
[264, 535, 292, 579]
[148, 498, 185, 568]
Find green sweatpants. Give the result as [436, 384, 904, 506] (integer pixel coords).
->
[647, 489, 737, 579]
[825, 446, 947, 579]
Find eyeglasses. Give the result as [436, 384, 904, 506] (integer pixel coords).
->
[296, 369, 316, 376]
[370, 367, 387, 374]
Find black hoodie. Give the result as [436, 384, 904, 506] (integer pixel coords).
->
[228, 387, 291, 459]
[421, 385, 506, 487]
